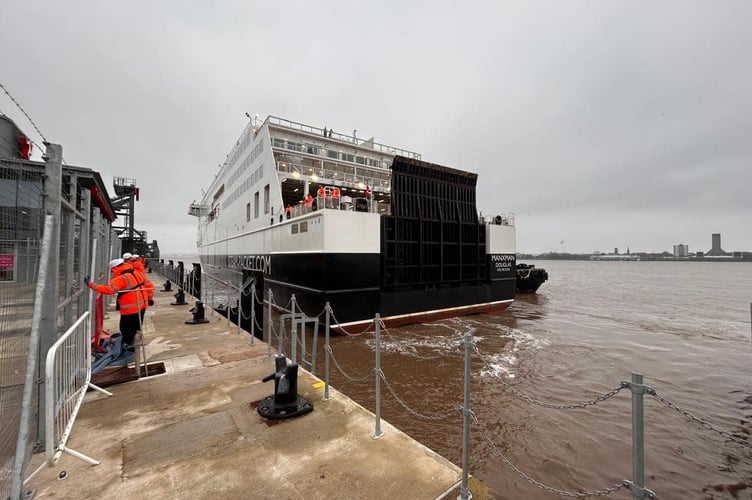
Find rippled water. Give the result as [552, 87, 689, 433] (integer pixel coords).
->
[324, 261, 752, 499]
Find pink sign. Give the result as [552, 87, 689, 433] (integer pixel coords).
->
[0, 254, 14, 268]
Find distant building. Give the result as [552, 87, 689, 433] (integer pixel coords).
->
[673, 244, 689, 257]
[706, 233, 730, 256]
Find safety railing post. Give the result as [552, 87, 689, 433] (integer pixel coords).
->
[458, 332, 473, 500]
[373, 314, 384, 439]
[237, 277, 242, 336]
[226, 280, 230, 327]
[250, 282, 256, 345]
[267, 289, 273, 359]
[323, 302, 331, 401]
[627, 373, 647, 500]
[290, 294, 297, 363]
[310, 318, 319, 376]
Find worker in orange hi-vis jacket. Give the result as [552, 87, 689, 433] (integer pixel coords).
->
[85, 258, 152, 349]
[130, 254, 155, 306]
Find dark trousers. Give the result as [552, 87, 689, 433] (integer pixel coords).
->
[119, 312, 142, 345]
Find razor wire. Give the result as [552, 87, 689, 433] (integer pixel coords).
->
[491, 374, 629, 410]
[325, 345, 372, 382]
[648, 389, 752, 449]
[378, 369, 461, 421]
[471, 412, 634, 498]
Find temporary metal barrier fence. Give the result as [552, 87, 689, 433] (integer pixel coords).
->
[24, 311, 112, 486]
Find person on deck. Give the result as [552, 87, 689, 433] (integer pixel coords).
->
[130, 254, 155, 309]
[331, 186, 340, 209]
[286, 204, 292, 219]
[85, 259, 152, 349]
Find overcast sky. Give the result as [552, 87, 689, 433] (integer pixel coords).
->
[2, 1, 750, 255]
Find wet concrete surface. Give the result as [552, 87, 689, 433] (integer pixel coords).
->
[24, 296, 467, 499]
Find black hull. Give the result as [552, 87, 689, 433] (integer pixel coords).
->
[204, 251, 516, 333]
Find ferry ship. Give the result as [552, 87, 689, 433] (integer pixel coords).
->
[189, 116, 516, 332]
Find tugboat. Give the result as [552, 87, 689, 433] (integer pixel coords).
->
[516, 263, 548, 294]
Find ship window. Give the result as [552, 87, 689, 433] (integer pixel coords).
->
[306, 145, 319, 155]
[327, 150, 338, 159]
[341, 153, 354, 163]
[291, 223, 299, 234]
[300, 221, 308, 233]
[246, 202, 251, 222]
[273, 138, 284, 148]
[263, 184, 270, 214]
[355, 156, 367, 165]
[254, 192, 259, 218]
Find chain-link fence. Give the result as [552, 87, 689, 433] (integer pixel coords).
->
[0, 161, 44, 496]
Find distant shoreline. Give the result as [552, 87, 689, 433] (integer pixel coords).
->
[519, 253, 752, 262]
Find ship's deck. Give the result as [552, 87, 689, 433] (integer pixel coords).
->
[24, 284, 475, 499]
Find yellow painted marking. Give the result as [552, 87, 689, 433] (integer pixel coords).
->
[312, 382, 325, 388]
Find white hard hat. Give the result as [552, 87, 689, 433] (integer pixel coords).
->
[109, 258, 125, 270]
[122, 252, 133, 260]
[131, 254, 140, 260]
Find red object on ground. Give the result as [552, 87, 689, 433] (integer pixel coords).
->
[92, 294, 111, 352]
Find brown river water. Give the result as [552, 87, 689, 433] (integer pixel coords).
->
[322, 261, 752, 500]
[193, 259, 752, 499]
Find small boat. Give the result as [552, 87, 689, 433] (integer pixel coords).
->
[516, 263, 548, 294]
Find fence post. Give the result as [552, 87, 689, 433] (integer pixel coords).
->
[629, 373, 646, 500]
[267, 289, 273, 358]
[290, 295, 298, 363]
[250, 282, 256, 345]
[237, 277, 242, 336]
[226, 280, 230, 327]
[373, 314, 384, 439]
[37, 143, 63, 448]
[323, 302, 331, 401]
[458, 332, 473, 500]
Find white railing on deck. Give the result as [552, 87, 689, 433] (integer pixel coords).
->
[25, 312, 113, 485]
[265, 115, 421, 160]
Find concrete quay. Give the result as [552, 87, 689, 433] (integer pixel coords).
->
[25, 294, 468, 499]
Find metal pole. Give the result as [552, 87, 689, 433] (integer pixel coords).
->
[37, 143, 63, 447]
[311, 318, 319, 376]
[373, 314, 384, 439]
[267, 289, 273, 358]
[323, 302, 331, 401]
[458, 333, 473, 500]
[226, 280, 230, 327]
[291, 294, 297, 363]
[631, 373, 646, 500]
[250, 282, 256, 345]
[237, 277, 242, 336]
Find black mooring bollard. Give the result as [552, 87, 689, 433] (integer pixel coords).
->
[162, 280, 172, 292]
[185, 300, 210, 324]
[171, 288, 188, 306]
[257, 354, 313, 419]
